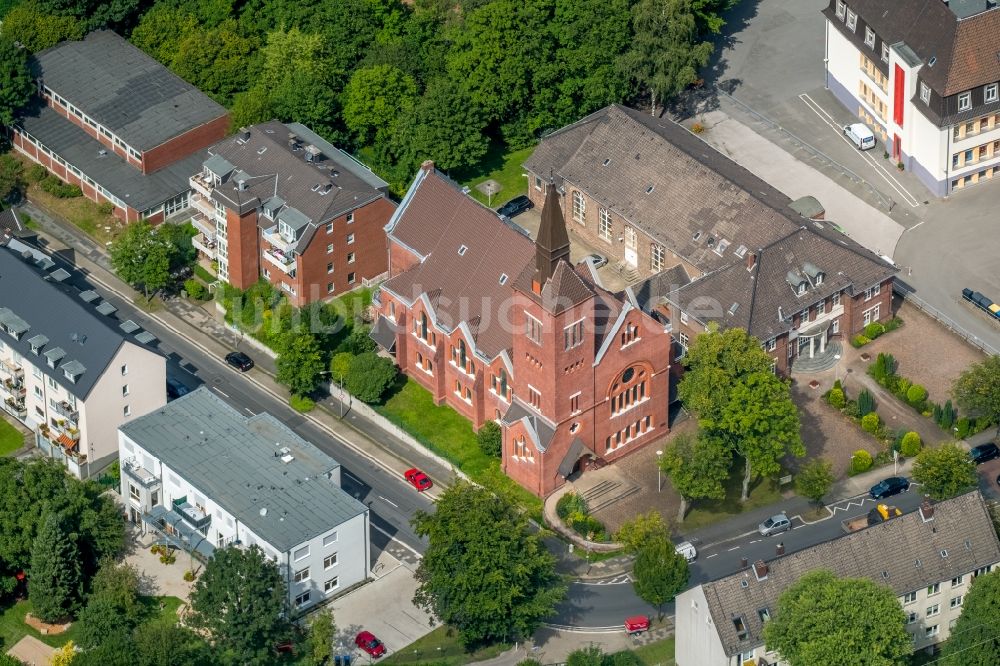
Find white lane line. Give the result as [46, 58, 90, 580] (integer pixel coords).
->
[379, 495, 399, 508]
[706, 553, 718, 559]
[212, 387, 230, 399]
[797, 92, 921, 208]
[343, 471, 363, 485]
[371, 522, 422, 559]
[727, 546, 740, 552]
[792, 524, 806, 529]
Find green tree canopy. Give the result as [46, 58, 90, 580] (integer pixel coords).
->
[32, 0, 141, 31]
[659, 431, 731, 521]
[342, 64, 417, 146]
[29, 512, 83, 623]
[412, 480, 565, 647]
[953, 355, 1000, 434]
[0, 0, 83, 52]
[477, 420, 502, 458]
[631, 534, 689, 618]
[403, 76, 490, 172]
[276, 328, 326, 396]
[77, 560, 145, 649]
[190, 545, 290, 666]
[614, 511, 669, 553]
[0, 35, 33, 126]
[943, 569, 1000, 665]
[795, 459, 834, 504]
[763, 570, 911, 666]
[306, 607, 335, 666]
[0, 153, 25, 203]
[346, 351, 398, 403]
[109, 221, 174, 298]
[912, 443, 978, 500]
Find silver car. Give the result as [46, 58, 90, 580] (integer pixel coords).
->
[758, 513, 791, 537]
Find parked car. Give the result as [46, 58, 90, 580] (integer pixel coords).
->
[843, 123, 876, 150]
[355, 631, 386, 658]
[758, 513, 791, 537]
[224, 351, 254, 372]
[496, 195, 533, 219]
[583, 253, 609, 269]
[404, 468, 433, 492]
[674, 541, 697, 562]
[970, 442, 1000, 465]
[869, 476, 910, 500]
[166, 378, 190, 400]
[624, 615, 650, 636]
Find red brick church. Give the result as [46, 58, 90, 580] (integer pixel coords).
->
[371, 162, 671, 496]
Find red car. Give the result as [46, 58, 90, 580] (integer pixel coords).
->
[355, 630, 386, 658]
[404, 468, 433, 492]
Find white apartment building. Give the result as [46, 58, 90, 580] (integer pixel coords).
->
[823, 0, 1000, 196]
[0, 235, 165, 477]
[675, 492, 1000, 666]
[118, 387, 370, 615]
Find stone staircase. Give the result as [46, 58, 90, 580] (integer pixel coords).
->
[579, 479, 642, 513]
[613, 261, 640, 285]
[791, 340, 844, 374]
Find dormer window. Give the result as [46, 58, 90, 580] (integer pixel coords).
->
[864, 27, 875, 49]
[959, 92, 972, 111]
[279, 222, 295, 243]
[836, 0, 845, 19]
[815, 273, 823, 286]
[28, 334, 48, 355]
[920, 82, 931, 105]
[986, 83, 999, 104]
[798, 283, 806, 295]
[881, 43, 889, 63]
[846, 10, 857, 31]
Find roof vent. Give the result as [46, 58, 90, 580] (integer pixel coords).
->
[237, 179, 247, 191]
[239, 129, 251, 142]
[304, 144, 323, 162]
[499, 273, 508, 285]
[740, 579, 748, 589]
[311, 183, 322, 192]
[98, 149, 107, 157]
[280, 454, 294, 464]
[257, 146, 267, 155]
[645, 184, 654, 194]
[260, 507, 267, 516]
[941, 549, 949, 558]
[728, 303, 740, 315]
[928, 56, 937, 67]
[707, 236, 715, 247]
[320, 183, 334, 195]
[693, 231, 702, 241]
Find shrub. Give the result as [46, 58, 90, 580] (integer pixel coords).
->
[852, 334, 870, 348]
[884, 317, 903, 332]
[833, 379, 843, 392]
[289, 394, 315, 413]
[690, 122, 706, 134]
[345, 352, 398, 403]
[858, 389, 876, 416]
[864, 322, 885, 339]
[572, 515, 608, 542]
[477, 420, 502, 458]
[27, 163, 49, 183]
[40, 175, 82, 198]
[896, 377, 912, 396]
[861, 412, 880, 433]
[183, 570, 196, 582]
[827, 387, 846, 409]
[900, 432, 922, 457]
[556, 492, 588, 521]
[956, 417, 971, 440]
[906, 384, 928, 407]
[940, 400, 956, 430]
[97, 201, 115, 215]
[183, 279, 207, 300]
[851, 449, 873, 474]
[844, 400, 861, 419]
[870, 352, 897, 383]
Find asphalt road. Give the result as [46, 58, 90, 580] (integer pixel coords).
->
[553, 487, 926, 628]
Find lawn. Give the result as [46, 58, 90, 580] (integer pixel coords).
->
[375, 379, 543, 519]
[0, 417, 24, 456]
[680, 467, 785, 531]
[456, 144, 535, 208]
[632, 636, 676, 666]
[23, 178, 121, 246]
[381, 626, 509, 665]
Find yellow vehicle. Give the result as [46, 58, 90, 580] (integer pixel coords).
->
[842, 504, 902, 532]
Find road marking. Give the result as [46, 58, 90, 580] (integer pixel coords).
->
[542, 623, 623, 634]
[792, 524, 806, 529]
[727, 546, 740, 552]
[212, 387, 230, 399]
[379, 495, 399, 508]
[244, 407, 255, 415]
[370, 522, 422, 559]
[797, 92, 921, 209]
[343, 471, 363, 485]
[749, 539, 760, 544]
[706, 553, 718, 559]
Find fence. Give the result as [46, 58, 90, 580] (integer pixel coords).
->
[893, 284, 1000, 357]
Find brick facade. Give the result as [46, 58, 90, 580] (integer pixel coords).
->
[225, 208, 261, 291]
[142, 116, 231, 174]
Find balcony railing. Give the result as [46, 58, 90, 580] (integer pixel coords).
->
[53, 400, 79, 423]
[799, 304, 845, 336]
[189, 208, 216, 236]
[261, 226, 297, 253]
[262, 247, 296, 274]
[189, 174, 214, 199]
[191, 234, 218, 259]
[0, 359, 23, 379]
[121, 457, 160, 488]
[172, 496, 211, 531]
[1, 377, 25, 397]
[3, 396, 26, 418]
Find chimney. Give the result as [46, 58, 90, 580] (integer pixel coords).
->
[753, 560, 769, 581]
[776, 542, 785, 556]
[740, 557, 749, 570]
[920, 498, 935, 522]
[421, 160, 435, 172]
[240, 129, 251, 142]
[746, 251, 757, 271]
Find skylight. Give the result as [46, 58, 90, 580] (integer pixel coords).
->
[458, 245, 468, 256]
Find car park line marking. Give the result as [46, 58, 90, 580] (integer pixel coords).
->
[798, 93, 921, 209]
[379, 495, 399, 508]
[212, 387, 230, 399]
[706, 553, 718, 559]
[370, 522, 422, 559]
[792, 524, 805, 529]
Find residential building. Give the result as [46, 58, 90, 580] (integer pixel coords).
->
[527, 104, 896, 377]
[0, 235, 166, 477]
[823, 0, 1000, 195]
[0, 209, 30, 239]
[11, 31, 230, 223]
[118, 387, 370, 614]
[189, 122, 395, 303]
[675, 492, 1000, 665]
[371, 162, 670, 497]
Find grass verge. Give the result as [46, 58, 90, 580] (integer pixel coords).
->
[375, 379, 543, 520]
[456, 144, 535, 208]
[631, 635, 676, 666]
[18, 166, 121, 246]
[381, 626, 509, 665]
[0, 416, 25, 456]
[681, 467, 785, 531]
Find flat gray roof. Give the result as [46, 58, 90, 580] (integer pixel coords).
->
[31, 30, 227, 152]
[120, 388, 367, 551]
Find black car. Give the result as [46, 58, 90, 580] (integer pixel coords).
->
[970, 442, 1000, 464]
[225, 351, 254, 372]
[496, 195, 533, 219]
[166, 378, 190, 400]
[869, 476, 910, 500]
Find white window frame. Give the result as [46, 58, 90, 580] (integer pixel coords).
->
[881, 43, 889, 63]
[925, 624, 939, 638]
[865, 27, 875, 49]
[765, 338, 777, 352]
[598, 208, 612, 241]
[572, 190, 585, 224]
[651, 244, 664, 272]
[950, 595, 963, 608]
[324, 553, 338, 569]
[836, 0, 846, 19]
[846, 10, 857, 31]
[324, 577, 339, 594]
[295, 591, 311, 607]
[986, 83, 999, 104]
[926, 604, 940, 617]
[293, 567, 310, 583]
[904, 591, 917, 604]
[293, 545, 310, 561]
[959, 91, 972, 111]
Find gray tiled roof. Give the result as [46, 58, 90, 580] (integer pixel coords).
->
[0, 209, 26, 236]
[666, 224, 896, 342]
[525, 105, 803, 275]
[31, 31, 227, 151]
[502, 400, 557, 452]
[120, 388, 367, 551]
[631, 265, 692, 316]
[17, 105, 203, 212]
[702, 492, 1000, 657]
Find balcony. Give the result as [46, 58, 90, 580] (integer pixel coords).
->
[53, 400, 79, 424]
[189, 173, 214, 200]
[262, 247, 296, 274]
[145, 505, 216, 562]
[0, 359, 23, 380]
[121, 457, 160, 488]
[3, 396, 26, 419]
[189, 209, 216, 236]
[172, 496, 211, 531]
[799, 303, 845, 336]
[191, 233, 218, 259]
[1, 376, 25, 398]
[261, 226, 297, 253]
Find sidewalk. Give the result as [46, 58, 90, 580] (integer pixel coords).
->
[20, 201, 461, 489]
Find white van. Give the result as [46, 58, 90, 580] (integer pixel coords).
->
[843, 123, 876, 150]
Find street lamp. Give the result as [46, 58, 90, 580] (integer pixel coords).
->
[656, 450, 663, 492]
[834, 353, 842, 385]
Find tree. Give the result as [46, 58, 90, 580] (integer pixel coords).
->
[0, 35, 33, 126]
[566, 646, 604, 666]
[336, 326, 377, 355]
[169, 21, 257, 105]
[330, 352, 353, 384]
[912, 443, 978, 500]
[631, 534, 689, 618]
[795, 459, 833, 505]
[342, 64, 417, 146]
[109, 221, 172, 298]
[618, 0, 713, 116]
[763, 570, 911, 666]
[51, 641, 76, 666]
[0, 0, 83, 52]
[659, 432, 731, 521]
[404, 76, 490, 172]
[953, 355, 1000, 434]
[412, 481, 565, 648]
[942, 570, 1000, 665]
[614, 511, 669, 553]
[346, 352, 398, 403]
[0, 153, 25, 204]
[77, 561, 145, 649]
[29, 512, 82, 623]
[477, 420, 502, 458]
[132, 619, 213, 666]
[306, 607, 335, 666]
[189, 545, 290, 666]
[276, 329, 326, 396]
[129, 4, 200, 63]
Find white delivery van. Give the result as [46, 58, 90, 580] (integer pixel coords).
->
[843, 123, 876, 150]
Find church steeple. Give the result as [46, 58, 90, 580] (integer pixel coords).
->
[533, 181, 571, 293]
